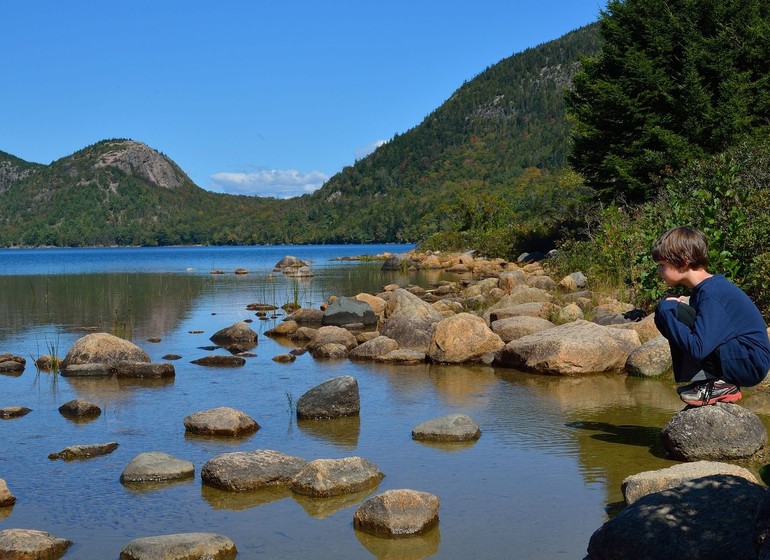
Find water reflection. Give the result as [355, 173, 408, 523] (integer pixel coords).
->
[297, 416, 361, 449]
[292, 487, 379, 519]
[201, 484, 292, 510]
[355, 526, 441, 560]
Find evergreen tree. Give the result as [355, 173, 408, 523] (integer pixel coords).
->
[567, 0, 770, 202]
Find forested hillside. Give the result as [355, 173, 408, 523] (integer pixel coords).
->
[0, 24, 600, 248]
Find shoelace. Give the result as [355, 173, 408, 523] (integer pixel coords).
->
[701, 381, 715, 405]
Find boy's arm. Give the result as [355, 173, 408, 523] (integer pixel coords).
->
[656, 296, 732, 360]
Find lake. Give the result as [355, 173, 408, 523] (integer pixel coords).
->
[0, 245, 767, 559]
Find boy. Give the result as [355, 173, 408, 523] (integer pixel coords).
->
[653, 226, 770, 406]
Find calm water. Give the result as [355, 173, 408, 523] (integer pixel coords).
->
[1, 245, 768, 559]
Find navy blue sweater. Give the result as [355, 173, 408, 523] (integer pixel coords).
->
[654, 274, 770, 386]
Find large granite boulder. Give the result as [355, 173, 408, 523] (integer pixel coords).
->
[412, 414, 481, 442]
[291, 457, 384, 497]
[322, 297, 377, 327]
[379, 289, 443, 353]
[183, 407, 259, 437]
[120, 452, 195, 484]
[296, 376, 360, 420]
[587, 475, 765, 560]
[625, 335, 672, 377]
[354, 489, 440, 537]
[427, 313, 504, 364]
[661, 403, 767, 461]
[621, 461, 758, 505]
[201, 449, 306, 491]
[61, 333, 150, 369]
[495, 320, 641, 375]
[119, 532, 237, 560]
[0, 529, 71, 559]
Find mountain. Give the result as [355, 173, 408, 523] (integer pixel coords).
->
[0, 23, 600, 247]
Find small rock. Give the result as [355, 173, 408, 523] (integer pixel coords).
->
[0, 406, 32, 419]
[0, 529, 71, 559]
[354, 489, 440, 537]
[272, 353, 296, 363]
[291, 457, 384, 497]
[0, 478, 16, 507]
[119, 532, 237, 560]
[58, 399, 101, 418]
[210, 321, 258, 344]
[412, 414, 481, 442]
[161, 354, 182, 360]
[296, 376, 360, 420]
[183, 407, 259, 437]
[190, 355, 246, 367]
[48, 442, 119, 461]
[120, 452, 195, 484]
[115, 361, 175, 378]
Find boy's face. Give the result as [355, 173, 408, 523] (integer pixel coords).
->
[656, 260, 686, 287]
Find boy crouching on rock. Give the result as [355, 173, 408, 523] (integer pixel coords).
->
[653, 226, 770, 406]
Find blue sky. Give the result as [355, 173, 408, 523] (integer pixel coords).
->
[2, 1, 603, 198]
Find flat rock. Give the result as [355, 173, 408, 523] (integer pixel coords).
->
[0, 529, 71, 559]
[183, 406, 259, 437]
[354, 489, 440, 537]
[587, 475, 765, 560]
[296, 375, 360, 420]
[119, 532, 237, 560]
[291, 457, 384, 497]
[349, 336, 399, 360]
[490, 315, 556, 342]
[120, 452, 195, 484]
[661, 403, 767, 461]
[622, 461, 758, 504]
[48, 442, 119, 461]
[60, 363, 116, 377]
[58, 399, 101, 418]
[190, 355, 246, 367]
[412, 414, 481, 442]
[0, 406, 32, 419]
[201, 449, 306, 491]
[373, 349, 427, 365]
[116, 361, 175, 378]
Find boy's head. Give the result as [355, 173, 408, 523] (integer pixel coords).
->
[652, 226, 709, 270]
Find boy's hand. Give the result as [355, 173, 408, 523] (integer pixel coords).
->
[664, 295, 686, 302]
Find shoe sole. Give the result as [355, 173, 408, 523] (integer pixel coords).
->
[681, 392, 743, 406]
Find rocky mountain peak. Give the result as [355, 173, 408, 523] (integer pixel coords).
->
[92, 140, 188, 190]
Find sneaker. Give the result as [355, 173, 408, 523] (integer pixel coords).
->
[679, 380, 742, 406]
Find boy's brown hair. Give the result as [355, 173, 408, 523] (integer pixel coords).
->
[652, 226, 709, 270]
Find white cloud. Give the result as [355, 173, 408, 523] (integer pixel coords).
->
[354, 139, 387, 161]
[209, 168, 329, 198]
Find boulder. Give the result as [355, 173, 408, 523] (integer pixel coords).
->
[412, 414, 481, 442]
[349, 336, 399, 360]
[115, 361, 176, 378]
[490, 316, 555, 343]
[625, 336, 672, 377]
[201, 449, 306, 491]
[322, 297, 377, 327]
[264, 320, 299, 337]
[286, 308, 325, 324]
[273, 255, 307, 270]
[291, 457, 384, 497]
[526, 275, 557, 290]
[622, 461, 758, 504]
[0, 406, 31, 419]
[61, 333, 150, 368]
[609, 313, 661, 343]
[48, 442, 119, 461]
[190, 355, 246, 367]
[306, 326, 358, 358]
[661, 403, 767, 461]
[0, 353, 25, 374]
[355, 293, 387, 318]
[296, 376, 360, 420]
[587, 475, 765, 560]
[497, 269, 526, 293]
[354, 489, 440, 537]
[209, 321, 257, 345]
[58, 399, 101, 418]
[120, 452, 195, 484]
[556, 303, 584, 323]
[0, 529, 71, 559]
[183, 407, 259, 437]
[380, 289, 443, 352]
[119, 532, 237, 560]
[427, 313, 504, 364]
[0, 478, 15, 507]
[310, 342, 349, 359]
[496, 320, 641, 375]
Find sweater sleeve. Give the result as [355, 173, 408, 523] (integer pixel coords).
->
[656, 296, 732, 361]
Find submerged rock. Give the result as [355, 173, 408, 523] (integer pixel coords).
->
[119, 532, 237, 560]
[190, 355, 246, 367]
[0, 406, 31, 419]
[48, 442, 119, 461]
[120, 452, 195, 484]
[58, 399, 101, 419]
